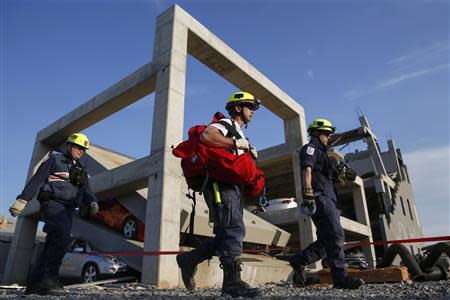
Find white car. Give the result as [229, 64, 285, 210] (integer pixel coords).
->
[265, 197, 298, 212]
[59, 238, 127, 283]
[248, 197, 297, 214]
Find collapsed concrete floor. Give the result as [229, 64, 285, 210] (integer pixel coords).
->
[1, 280, 450, 299]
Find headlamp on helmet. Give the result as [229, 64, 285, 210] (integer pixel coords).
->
[308, 118, 336, 134]
[226, 91, 261, 112]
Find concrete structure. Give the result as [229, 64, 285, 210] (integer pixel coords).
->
[0, 216, 46, 282]
[258, 155, 377, 269]
[4, 5, 307, 288]
[3, 4, 421, 289]
[336, 116, 424, 259]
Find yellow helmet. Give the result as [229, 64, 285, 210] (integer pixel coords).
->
[308, 118, 336, 134]
[67, 133, 90, 149]
[225, 91, 261, 111]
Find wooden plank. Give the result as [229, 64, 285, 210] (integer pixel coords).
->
[64, 276, 137, 289]
[318, 266, 409, 284]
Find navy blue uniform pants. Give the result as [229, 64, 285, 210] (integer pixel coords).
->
[196, 181, 245, 264]
[29, 200, 73, 283]
[295, 194, 347, 282]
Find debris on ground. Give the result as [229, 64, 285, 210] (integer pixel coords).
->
[0, 280, 449, 299]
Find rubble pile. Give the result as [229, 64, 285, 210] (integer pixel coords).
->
[1, 280, 449, 299]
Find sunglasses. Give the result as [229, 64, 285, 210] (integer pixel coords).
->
[242, 103, 256, 111]
[72, 144, 87, 151]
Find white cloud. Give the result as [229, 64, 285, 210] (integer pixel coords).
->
[387, 41, 449, 67]
[404, 145, 450, 237]
[344, 41, 450, 101]
[306, 69, 314, 79]
[378, 64, 449, 89]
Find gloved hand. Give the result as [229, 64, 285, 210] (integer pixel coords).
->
[302, 188, 315, 207]
[300, 188, 317, 216]
[9, 199, 27, 217]
[234, 138, 249, 150]
[89, 202, 99, 215]
[344, 167, 357, 182]
[20, 199, 40, 216]
[249, 146, 258, 159]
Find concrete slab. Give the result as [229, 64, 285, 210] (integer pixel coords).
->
[179, 250, 293, 288]
[85, 144, 291, 247]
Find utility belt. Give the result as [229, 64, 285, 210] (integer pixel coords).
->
[37, 190, 79, 208]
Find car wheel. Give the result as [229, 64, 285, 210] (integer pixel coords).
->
[122, 216, 138, 239]
[81, 263, 99, 283]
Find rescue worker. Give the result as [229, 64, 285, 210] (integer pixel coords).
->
[9, 133, 99, 295]
[176, 92, 261, 298]
[288, 119, 364, 289]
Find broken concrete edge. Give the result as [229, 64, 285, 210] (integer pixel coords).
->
[64, 276, 137, 289]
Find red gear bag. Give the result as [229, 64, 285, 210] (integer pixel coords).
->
[172, 112, 265, 199]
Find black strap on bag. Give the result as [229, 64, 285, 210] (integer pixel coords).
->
[183, 171, 210, 247]
[217, 120, 242, 139]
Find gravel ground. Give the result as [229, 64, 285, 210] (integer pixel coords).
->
[1, 280, 449, 300]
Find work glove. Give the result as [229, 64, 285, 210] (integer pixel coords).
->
[234, 138, 249, 150]
[9, 199, 27, 217]
[300, 188, 316, 216]
[89, 202, 99, 215]
[249, 146, 258, 159]
[344, 167, 357, 182]
[20, 199, 40, 216]
[302, 188, 315, 207]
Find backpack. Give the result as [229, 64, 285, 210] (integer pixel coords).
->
[172, 112, 265, 199]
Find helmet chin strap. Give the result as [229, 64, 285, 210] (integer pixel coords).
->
[239, 105, 250, 128]
[242, 111, 249, 128]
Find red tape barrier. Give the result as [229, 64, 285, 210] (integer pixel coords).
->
[344, 235, 450, 248]
[86, 235, 450, 256]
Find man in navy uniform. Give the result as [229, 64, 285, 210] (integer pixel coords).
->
[176, 92, 261, 298]
[9, 133, 99, 295]
[289, 118, 364, 289]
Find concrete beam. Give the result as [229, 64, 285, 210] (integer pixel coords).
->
[142, 6, 188, 288]
[88, 151, 163, 199]
[352, 177, 370, 226]
[340, 217, 372, 236]
[359, 116, 387, 176]
[164, 5, 304, 120]
[329, 126, 376, 147]
[259, 209, 372, 237]
[37, 62, 157, 147]
[257, 143, 290, 167]
[3, 142, 52, 284]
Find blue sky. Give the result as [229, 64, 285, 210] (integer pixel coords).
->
[1, 1, 449, 237]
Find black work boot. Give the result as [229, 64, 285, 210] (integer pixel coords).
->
[24, 280, 51, 295]
[333, 276, 364, 289]
[176, 249, 211, 291]
[46, 276, 64, 290]
[25, 277, 64, 295]
[221, 258, 262, 298]
[288, 256, 307, 285]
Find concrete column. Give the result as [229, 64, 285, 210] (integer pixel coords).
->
[3, 142, 51, 284]
[141, 6, 188, 288]
[352, 177, 376, 269]
[284, 113, 319, 269]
